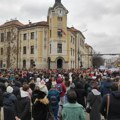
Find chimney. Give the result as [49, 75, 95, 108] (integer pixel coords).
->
[29, 20, 32, 25]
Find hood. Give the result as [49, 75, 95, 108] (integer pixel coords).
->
[112, 91, 120, 99]
[20, 89, 29, 98]
[3, 92, 11, 98]
[35, 96, 49, 105]
[56, 77, 63, 83]
[92, 89, 101, 96]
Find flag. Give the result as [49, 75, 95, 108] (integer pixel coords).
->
[61, 29, 66, 35]
[58, 29, 66, 36]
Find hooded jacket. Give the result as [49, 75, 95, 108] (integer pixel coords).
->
[56, 77, 66, 97]
[100, 91, 120, 120]
[15, 89, 31, 120]
[3, 92, 17, 120]
[32, 91, 49, 120]
[87, 89, 102, 120]
[75, 82, 86, 107]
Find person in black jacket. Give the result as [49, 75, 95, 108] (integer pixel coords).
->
[75, 81, 86, 108]
[100, 82, 120, 120]
[15, 83, 31, 120]
[32, 90, 49, 120]
[3, 86, 17, 120]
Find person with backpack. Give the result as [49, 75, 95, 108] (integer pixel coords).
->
[100, 82, 120, 120]
[56, 77, 66, 119]
[86, 82, 102, 120]
[48, 83, 60, 120]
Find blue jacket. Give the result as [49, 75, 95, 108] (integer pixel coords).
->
[48, 88, 60, 108]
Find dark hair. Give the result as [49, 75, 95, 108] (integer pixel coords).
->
[67, 90, 77, 103]
[65, 80, 70, 87]
[22, 83, 29, 91]
[111, 82, 118, 91]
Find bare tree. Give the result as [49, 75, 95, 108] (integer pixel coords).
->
[92, 53, 105, 68]
[5, 26, 18, 68]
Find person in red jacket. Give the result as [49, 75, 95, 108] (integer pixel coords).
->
[56, 76, 66, 119]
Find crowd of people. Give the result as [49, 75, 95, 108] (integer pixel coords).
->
[0, 68, 120, 120]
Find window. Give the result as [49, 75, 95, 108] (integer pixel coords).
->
[50, 44, 51, 54]
[58, 17, 62, 21]
[71, 36, 72, 43]
[57, 43, 62, 53]
[30, 59, 35, 68]
[30, 46, 34, 54]
[23, 33, 27, 40]
[73, 49, 74, 56]
[23, 46, 26, 54]
[71, 48, 72, 56]
[1, 48, 3, 55]
[7, 32, 11, 41]
[73, 38, 74, 44]
[57, 29, 62, 37]
[23, 60, 26, 68]
[1, 33, 4, 42]
[31, 32, 34, 39]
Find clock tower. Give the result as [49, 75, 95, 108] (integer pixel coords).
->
[47, 0, 69, 69]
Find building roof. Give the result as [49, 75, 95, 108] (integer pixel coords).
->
[0, 20, 24, 28]
[53, 0, 64, 8]
[85, 43, 92, 49]
[68, 27, 85, 39]
[19, 21, 48, 29]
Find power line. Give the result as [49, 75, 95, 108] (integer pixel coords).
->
[81, 54, 120, 56]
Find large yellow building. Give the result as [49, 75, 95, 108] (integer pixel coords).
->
[0, 0, 93, 69]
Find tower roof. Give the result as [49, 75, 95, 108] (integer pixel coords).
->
[55, 0, 61, 3]
[53, 0, 64, 8]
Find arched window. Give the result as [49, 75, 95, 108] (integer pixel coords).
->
[30, 59, 35, 68]
[23, 60, 26, 68]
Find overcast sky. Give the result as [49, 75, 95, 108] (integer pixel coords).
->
[0, 0, 120, 57]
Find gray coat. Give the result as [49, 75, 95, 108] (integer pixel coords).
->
[87, 89, 102, 120]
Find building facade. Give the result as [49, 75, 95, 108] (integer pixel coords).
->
[0, 0, 93, 69]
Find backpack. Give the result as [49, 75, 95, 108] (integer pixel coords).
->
[56, 83, 63, 94]
[50, 95, 58, 106]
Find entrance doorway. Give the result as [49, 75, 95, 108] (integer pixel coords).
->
[57, 59, 63, 69]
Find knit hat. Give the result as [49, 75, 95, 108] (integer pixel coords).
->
[6, 86, 13, 93]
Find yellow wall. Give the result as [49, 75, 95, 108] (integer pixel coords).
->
[38, 31, 43, 63]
